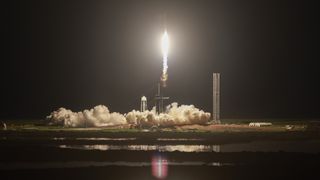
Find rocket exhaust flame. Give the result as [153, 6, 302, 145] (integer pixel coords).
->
[161, 31, 169, 87]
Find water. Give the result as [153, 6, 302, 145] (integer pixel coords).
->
[0, 161, 232, 170]
[1, 134, 319, 179]
[56, 140, 320, 153]
[58, 144, 221, 152]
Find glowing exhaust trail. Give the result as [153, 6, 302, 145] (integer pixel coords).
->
[160, 30, 169, 87]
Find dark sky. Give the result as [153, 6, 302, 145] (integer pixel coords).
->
[3, 0, 319, 119]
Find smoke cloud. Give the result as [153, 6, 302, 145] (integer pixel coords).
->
[47, 105, 127, 127]
[126, 103, 211, 128]
[47, 103, 211, 128]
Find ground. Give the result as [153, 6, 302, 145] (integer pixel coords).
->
[1, 118, 317, 132]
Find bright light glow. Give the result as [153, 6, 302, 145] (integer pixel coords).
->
[161, 30, 169, 86]
[161, 31, 169, 60]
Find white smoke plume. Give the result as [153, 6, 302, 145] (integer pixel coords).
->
[47, 105, 127, 128]
[126, 103, 211, 128]
[47, 103, 211, 128]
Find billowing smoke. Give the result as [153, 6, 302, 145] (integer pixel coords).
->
[126, 103, 210, 128]
[47, 103, 211, 128]
[46, 105, 127, 127]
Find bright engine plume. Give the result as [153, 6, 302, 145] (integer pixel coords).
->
[160, 30, 169, 87]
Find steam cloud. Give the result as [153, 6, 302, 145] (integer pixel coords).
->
[47, 105, 126, 127]
[126, 103, 210, 128]
[47, 103, 211, 128]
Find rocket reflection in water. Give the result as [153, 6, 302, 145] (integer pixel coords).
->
[152, 154, 168, 179]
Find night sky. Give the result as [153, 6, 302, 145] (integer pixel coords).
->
[4, 0, 319, 119]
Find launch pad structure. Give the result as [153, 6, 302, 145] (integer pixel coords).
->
[154, 83, 169, 114]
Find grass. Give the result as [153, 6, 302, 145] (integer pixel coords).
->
[0, 118, 313, 133]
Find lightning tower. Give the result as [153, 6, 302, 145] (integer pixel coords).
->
[213, 73, 220, 123]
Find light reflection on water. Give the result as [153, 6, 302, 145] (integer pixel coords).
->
[152, 154, 168, 179]
[52, 137, 200, 141]
[75, 138, 137, 141]
[52, 137, 136, 141]
[59, 144, 221, 152]
[157, 138, 204, 141]
[57, 140, 320, 153]
[0, 161, 230, 170]
[52, 137, 66, 140]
